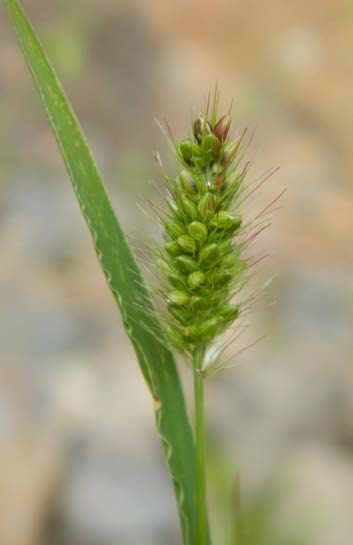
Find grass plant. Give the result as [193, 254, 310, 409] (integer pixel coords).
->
[3, 2, 276, 543]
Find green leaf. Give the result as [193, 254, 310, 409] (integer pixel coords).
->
[3, 1, 210, 543]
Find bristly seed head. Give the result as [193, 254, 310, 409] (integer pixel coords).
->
[155, 94, 253, 363]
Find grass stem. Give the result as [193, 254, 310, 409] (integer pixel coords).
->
[193, 346, 207, 545]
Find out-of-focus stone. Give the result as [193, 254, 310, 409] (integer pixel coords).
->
[0, 438, 63, 545]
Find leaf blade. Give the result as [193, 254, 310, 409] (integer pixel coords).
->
[3, 1, 210, 543]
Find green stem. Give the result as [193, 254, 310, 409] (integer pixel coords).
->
[193, 346, 207, 545]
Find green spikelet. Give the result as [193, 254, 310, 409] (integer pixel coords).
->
[157, 98, 249, 357]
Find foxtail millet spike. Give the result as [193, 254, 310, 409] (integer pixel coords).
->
[156, 95, 250, 357]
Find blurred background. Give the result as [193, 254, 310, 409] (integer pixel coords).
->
[1, 1, 353, 544]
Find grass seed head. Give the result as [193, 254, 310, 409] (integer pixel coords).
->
[155, 94, 255, 359]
